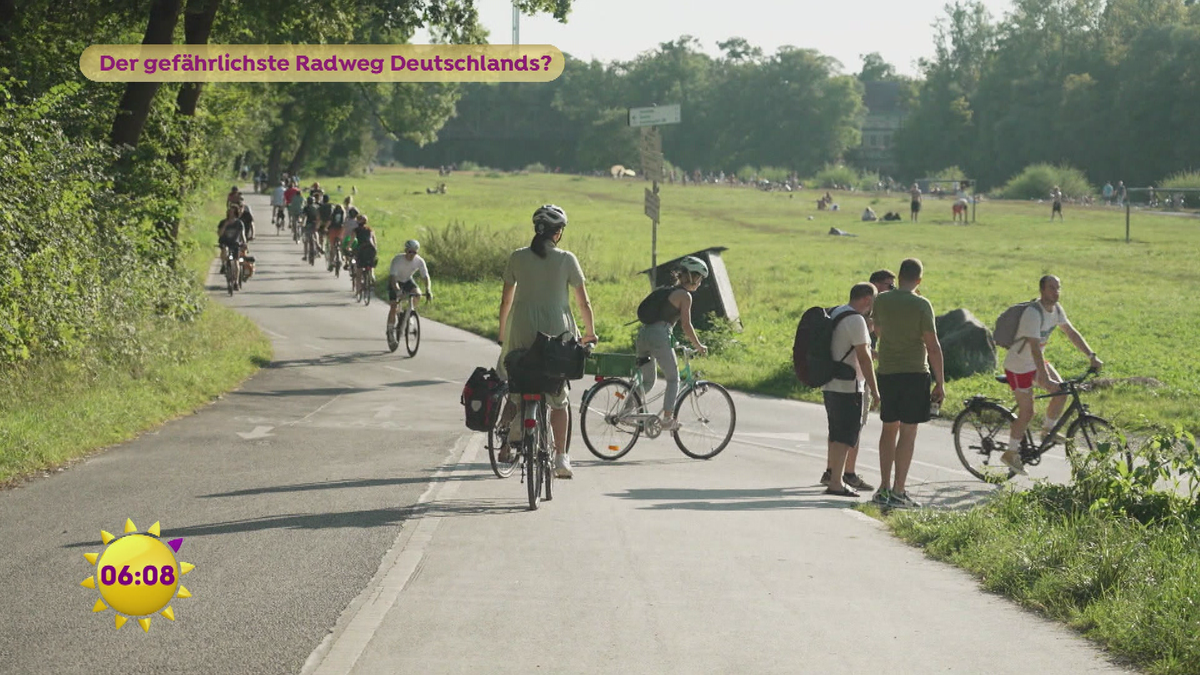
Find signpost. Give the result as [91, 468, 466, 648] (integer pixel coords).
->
[629, 105, 680, 286]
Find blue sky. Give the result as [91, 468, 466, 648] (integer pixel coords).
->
[418, 0, 1016, 77]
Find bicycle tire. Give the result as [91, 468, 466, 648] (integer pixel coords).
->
[524, 402, 540, 510]
[488, 390, 516, 479]
[579, 379, 642, 460]
[405, 311, 421, 357]
[333, 249, 341, 278]
[673, 380, 736, 459]
[952, 401, 1018, 483]
[1066, 415, 1132, 473]
[541, 403, 554, 502]
[362, 278, 371, 305]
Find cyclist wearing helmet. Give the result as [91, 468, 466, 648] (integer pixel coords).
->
[386, 239, 432, 340]
[634, 256, 709, 431]
[496, 204, 597, 478]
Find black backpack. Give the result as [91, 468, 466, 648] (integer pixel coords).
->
[637, 286, 676, 324]
[793, 306, 859, 388]
[461, 367, 505, 432]
[331, 204, 345, 227]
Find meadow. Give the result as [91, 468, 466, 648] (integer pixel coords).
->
[337, 168, 1200, 435]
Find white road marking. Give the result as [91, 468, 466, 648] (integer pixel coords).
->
[236, 425, 275, 439]
[300, 434, 480, 675]
[740, 431, 811, 442]
[260, 327, 289, 339]
[384, 366, 410, 374]
[305, 344, 324, 352]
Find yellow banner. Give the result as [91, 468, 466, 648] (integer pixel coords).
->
[80, 44, 564, 82]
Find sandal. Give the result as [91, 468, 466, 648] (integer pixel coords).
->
[823, 486, 860, 498]
[497, 443, 513, 464]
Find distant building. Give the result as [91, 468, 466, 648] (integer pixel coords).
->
[855, 81, 907, 177]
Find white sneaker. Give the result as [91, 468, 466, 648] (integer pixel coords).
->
[554, 454, 573, 479]
[660, 417, 682, 432]
[1000, 450, 1027, 475]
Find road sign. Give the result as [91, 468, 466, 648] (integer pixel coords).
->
[641, 150, 663, 182]
[644, 188, 660, 221]
[639, 126, 661, 152]
[628, 104, 681, 128]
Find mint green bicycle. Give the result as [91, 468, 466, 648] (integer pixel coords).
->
[579, 345, 736, 460]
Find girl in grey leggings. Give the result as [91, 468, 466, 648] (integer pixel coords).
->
[634, 256, 710, 430]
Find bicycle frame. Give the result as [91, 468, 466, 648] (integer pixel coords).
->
[613, 344, 698, 425]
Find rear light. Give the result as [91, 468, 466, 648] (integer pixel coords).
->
[523, 419, 536, 429]
[595, 376, 603, 382]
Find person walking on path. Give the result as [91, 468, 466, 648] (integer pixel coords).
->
[870, 258, 945, 508]
[821, 283, 881, 497]
[496, 204, 597, 479]
[998, 275, 1103, 473]
[1050, 186, 1064, 222]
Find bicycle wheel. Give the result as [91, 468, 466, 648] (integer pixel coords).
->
[333, 249, 341, 278]
[673, 381, 736, 459]
[488, 395, 517, 479]
[541, 403, 553, 502]
[1067, 415, 1132, 473]
[226, 266, 235, 296]
[405, 311, 421, 357]
[363, 272, 373, 306]
[579, 379, 642, 460]
[952, 401, 1018, 482]
[524, 403, 540, 510]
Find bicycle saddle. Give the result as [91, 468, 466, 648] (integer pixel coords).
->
[995, 375, 1008, 384]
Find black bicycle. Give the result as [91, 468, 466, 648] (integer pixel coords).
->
[952, 367, 1130, 482]
[487, 391, 572, 480]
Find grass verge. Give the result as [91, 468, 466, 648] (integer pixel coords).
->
[884, 434, 1200, 675]
[0, 183, 271, 485]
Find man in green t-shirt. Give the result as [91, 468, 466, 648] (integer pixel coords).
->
[870, 258, 946, 508]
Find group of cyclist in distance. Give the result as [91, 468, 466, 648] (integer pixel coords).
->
[493, 204, 711, 479]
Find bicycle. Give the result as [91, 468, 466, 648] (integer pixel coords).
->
[273, 206, 286, 234]
[304, 229, 318, 266]
[328, 237, 343, 278]
[579, 344, 737, 461]
[486, 387, 573, 481]
[221, 245, 241, 295]
[290, 212, 301, 243]
[952, 367, 1131, 483]
[357, 265, 375, 305]
[386, 290, 427, 356]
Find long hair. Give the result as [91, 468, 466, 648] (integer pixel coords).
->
[530, 226, 562, 259]
[670, 269, 701, 288]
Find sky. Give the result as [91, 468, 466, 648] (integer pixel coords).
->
[418, 0, 1017, 77]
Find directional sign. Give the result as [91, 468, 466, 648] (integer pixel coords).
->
[639, 126, 662, 153]
[644, 188, 660, 221]
[628, 104, 681, 128]
[641, 150, 663, 182]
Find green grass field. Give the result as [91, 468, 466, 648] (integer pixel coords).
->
[332, 168, 1200, 435]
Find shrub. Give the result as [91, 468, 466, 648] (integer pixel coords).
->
[997, 163, 1093, 200]
[1159, 170, 1200, 191]
[421, 221, 525, 282]
[812, 164, 860, 189]
[524, 162, 547, 173]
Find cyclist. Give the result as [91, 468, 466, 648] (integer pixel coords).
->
[270, 181, 287, 229]
[386, 239, 432, 341]
[342, 206, 362, 276]
[301, 196, 321, 260]
[225, 186, 240, 211]
[318, 194, 334, 267]
[633, 256, 709, 431]
[287, 188, 305, 235]
[217, 206, 247, 276]
[326, 196, 346, 272]
[238, 198, 255, 241]
[496, 205, 597, 479]
[352, 216, 378, 293]
[999, 275, 1103, 473]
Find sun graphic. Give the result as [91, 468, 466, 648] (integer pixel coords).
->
[80, 519, 195, 632]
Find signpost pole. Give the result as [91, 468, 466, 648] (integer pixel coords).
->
[629, 105, 678, 288]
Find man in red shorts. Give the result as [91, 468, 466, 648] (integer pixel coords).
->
[1000, 275, 1103, 473]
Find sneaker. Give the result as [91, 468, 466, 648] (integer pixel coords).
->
[871, 488, 893, 506]
[843, 473, 875, 491]
[888, 491, 921, 508]
[660, 417, 681, 432]
[819, 469, 832, 486]
[554, 454, 573, 479]
[1000, 450, 1028, 475]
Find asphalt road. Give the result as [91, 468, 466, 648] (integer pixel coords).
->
[0, 190, 1129, 675]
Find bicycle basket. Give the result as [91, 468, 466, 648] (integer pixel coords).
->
[584, 352, 641, 378]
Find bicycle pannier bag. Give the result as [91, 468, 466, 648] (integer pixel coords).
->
[461, 367, 504, 432]
[793, 306, 857, 388]
[993, 300, 1042, 352]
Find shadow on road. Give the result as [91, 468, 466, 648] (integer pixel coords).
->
[605, 485, 856, 510]
[230, 386, 379, 397]
[262, 351, 390, 369]
[197, 466, 497, 499]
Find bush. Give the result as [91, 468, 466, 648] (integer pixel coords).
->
[811, 164, 860, 189]
[997, 163, 1093, 200]
[524, 162, 547, 173]
[1159, 170, 1200, 191]
[0, 84, 202, 365]
[923, 165, 970, 183]
[421, 221, 525, 282]
[460, 160, 490, 172]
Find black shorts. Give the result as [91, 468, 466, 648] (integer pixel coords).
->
[1052, 202, 1062, 212]
[389, 279, 418, 302]
[878, 372, 931, 425]
[911, 200, 921, 213]
[823, 391, 865, 446]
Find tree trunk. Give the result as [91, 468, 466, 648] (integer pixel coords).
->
[0, 0, 17, 46]
[110, 0, 183, 149]
[287, 123, 316, 175]
[267, 142, 284, 186]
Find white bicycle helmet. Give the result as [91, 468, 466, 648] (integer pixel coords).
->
[677, 256, 709, 279]
[532, 204, 568, 234]
[404, 239, 420, 252]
